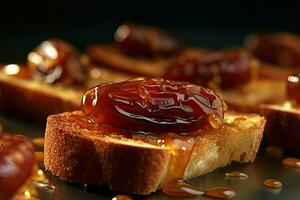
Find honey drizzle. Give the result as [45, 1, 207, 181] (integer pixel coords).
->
[160, 133, 201, 197]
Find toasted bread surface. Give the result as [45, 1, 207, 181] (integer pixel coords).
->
[258, 62, 299, 80]
[87, 45, 175, 77]
[0, 73, 81, 120]
[44, 111, 265, 195]
[220, 79, 285, 113]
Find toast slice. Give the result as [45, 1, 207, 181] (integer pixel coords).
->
[0, 72, 81, 120]
[44, 111, 265, 195]
[87, 44, 175, 77]
[258, 62, 299, 81]
[0, 63, 132, 120]
[260, 102, 300, 154]
[220, 78, 286, 113]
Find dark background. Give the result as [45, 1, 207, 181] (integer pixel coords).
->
[1, 0, 300, 62]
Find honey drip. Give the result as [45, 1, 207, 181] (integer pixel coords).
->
[263, 179, 283, 189]
[203, 187, 237, 199]
[160, 133, 201, 197]
[282, 157, 300, 168]
[112, 194, 133, 200]
[225, 171, 248, 179]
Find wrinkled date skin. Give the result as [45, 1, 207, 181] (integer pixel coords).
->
[0, 134, 35, 200]
[27, 39, 86, 86]
[246, 33, 300, 67]
[287, 73, 300, 104]
[114, 23, 183, 57]
[163, 51, 253, 88]
[82, 78, 225, 133]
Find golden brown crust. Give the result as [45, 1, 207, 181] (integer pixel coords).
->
[44, 112, 170, 194]
[44, 111, 265, 195]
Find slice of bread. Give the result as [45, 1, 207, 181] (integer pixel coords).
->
[220, 79, 286, 113]
[87, 44, 175, 77]
[0, 72, 81, 120]
[0, 63, 132, 120]
[258, 62, 299, 80]
[260, 103, 300, 154]
[44, 111, 265, 195]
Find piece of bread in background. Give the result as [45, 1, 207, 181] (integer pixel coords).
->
[87, 44, 174, 77]
[245, 32, 300, 80]
[261, 103, 300, 154]
[87, 23, 185, 77]
[221, 79, 285, 113]
[0, 70, 81, 120]
[0, 62, 133, 121]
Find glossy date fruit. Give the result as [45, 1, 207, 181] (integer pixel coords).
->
[114, 23, 182, 57]
[246, 33, 300, 67]
[27, 39, 86, 86]
[163, 51, 253, 88]
[287, 73, 300, 104]
[0, 134, 35, 200]
[82, 78, 225, 133]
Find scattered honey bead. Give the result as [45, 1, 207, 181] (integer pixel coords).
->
[204, 187, 237, 199]
[282, 157, 300, 168]
[263, 179, 283, 189]
[225, 171, 248, 179]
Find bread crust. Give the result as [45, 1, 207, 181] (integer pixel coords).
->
[44, 111, 265, 195]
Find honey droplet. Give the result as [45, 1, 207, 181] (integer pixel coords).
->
[162, 180, 204, 197]
[208, 114, 222, 129]
[204, 187, 236, 199]
[112, 194, 133, 200]
[225, 171, 248, 179]
[282, 157, 300, 168]
[263, 179, 283, 189]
